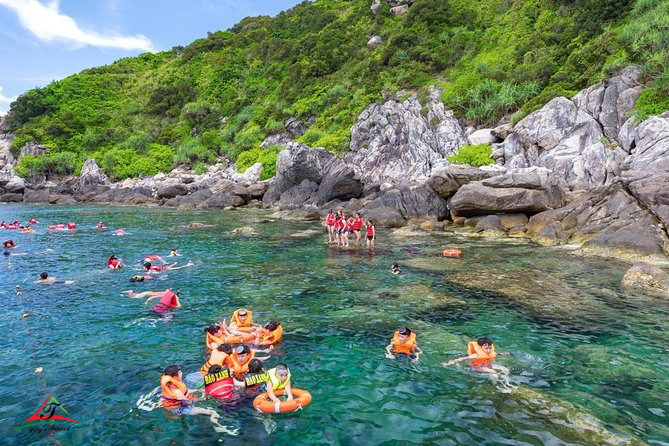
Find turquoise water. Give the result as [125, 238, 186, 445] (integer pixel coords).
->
[1, 204, 668, 445]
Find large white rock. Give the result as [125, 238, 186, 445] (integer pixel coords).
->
[467, 129, 497, 146]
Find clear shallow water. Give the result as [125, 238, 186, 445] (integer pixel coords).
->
[1, 204, 668, 445]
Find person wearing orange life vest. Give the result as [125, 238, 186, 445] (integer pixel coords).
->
[227, 308, 255, 332]
[254, 321, 283, 347]
[160, 365, 226, 421]
[385, 326, 423, 363]
[200, 344, 233, 376]
[229, 345, 270, 380]
[204, 324, 227, 352]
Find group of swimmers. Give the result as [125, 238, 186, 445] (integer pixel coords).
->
[324, 210, 375, 247]
[157, 307, 294, 417]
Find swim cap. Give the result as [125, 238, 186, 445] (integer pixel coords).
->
[235, 345, 250, 355]
[238, 309, 247, 316]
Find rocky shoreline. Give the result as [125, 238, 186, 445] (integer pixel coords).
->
[1, 66, 668, 264]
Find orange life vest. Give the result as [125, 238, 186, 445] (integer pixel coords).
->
[467, 341, 496, 367]
[258, 324, 283, 346]
[200, 349, 231, 376]
[230, 350, 256, 380]
[160, 375, 194, 409]
[231, 309, 253, 328]
[206, 332, 225, 353]
[391, 331, 417, 355]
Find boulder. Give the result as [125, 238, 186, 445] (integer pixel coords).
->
[4, 175, 25, 193]
[48, 194, 76, 205]
[79, 159, 110, 189]
[276, 179, 319, 207]
[473, 215, 505, 233]
[361, 184, 448, 221]
[391, 4, 408, 15]
[202, 192, 245, 209]
[625, 170, 669, 230]
[23, 188, 50, 203]
[0, 193, 23, 202]
[230, 184, 251, 203]
[367, 35, 383, 46]
[498, 213, 529, 230]
[247, 182, 268, 199]
[360, 206, 405, 227]
[527, 183, 669, 261]
[232, 226, 258, 236]
[623, 111, 669, 172]
[467, 129, 498, 146]
[284, 117, 308, 138]
[449, 167, 564, 217]
[314, 157, 363, 205]
[260, 133, 291, 149]
[263, 143, 332, 203]
[346, 87, 467, 184]
[156, 184, 188, 199]
[177, 189, 212, 209]
[491, 123, 513, 140]
[427, 165, 497, 198]
[621, 262, 669, 297]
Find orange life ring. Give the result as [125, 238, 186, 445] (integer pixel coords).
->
[253, 388, 312, 413]
[224, 332, 255, 344]
[443, 249, 461, 258]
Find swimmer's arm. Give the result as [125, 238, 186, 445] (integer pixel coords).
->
[144, 295, 160, 305]
[174, 296, 182, 308]
[442, 354, 476, 367]
[254, 354, 271, 362]
[266, 379, 279, 403]
[285, 380, 293, 401]
[412, 346, 423, 362]
[385, 343, 395, 358]
[168, 385, 193, 404]
[233, 378, 245, 387]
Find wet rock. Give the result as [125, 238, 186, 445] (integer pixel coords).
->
[621, 262, 669, 297]
[359, 206, 405, 227]
[23, 188, 50, 203]
[182, 222, 214, 229]
[5, 175, 25, 193]
[361, 184, 448, 221]
[498, 213, 529, 230]
[232, 226, 258, 236]
[473, 215, 505, 234]
[0, 192, 23, 202]
[48, 194, 76, 205]
[290, 229, 321, 238]
[157, 184, 188, 199]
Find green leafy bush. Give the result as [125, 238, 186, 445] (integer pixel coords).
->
[236, 145, 282, 180]
[174, 138, 216, 166]
[14, 152, 78, 178]
[447, 144, 495, 167]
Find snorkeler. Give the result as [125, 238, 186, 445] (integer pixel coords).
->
[142, 260, 194, 273]
[385, 326, 422, 363]
[35, 272, 75, 285]
[390, 263, 401, 275]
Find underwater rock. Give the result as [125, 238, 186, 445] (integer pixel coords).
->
[231, 226, 258, 236]
[290, 229, 321, 238]
[621, 262, 669, 298]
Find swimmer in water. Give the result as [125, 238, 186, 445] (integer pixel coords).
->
[97, 222, 105, 229]
[107, 255, 124, 270]
[143, 261, 194, 273]
[385, 326, 422, 363]
[122, 289, 172, 300]
[168, 249, 180, 257]
[113, 229, 128, 235]
[128, 275, 154, 282]
[390, 263, 401, 275]
[4, 240, 16, 249]
[442, 336, 511, 387]
[35, 272, 75, 285]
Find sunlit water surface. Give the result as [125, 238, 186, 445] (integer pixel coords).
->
[1, 204, 668, 445]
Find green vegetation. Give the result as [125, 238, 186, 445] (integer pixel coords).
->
[236, 146, 283, 180]
[5, 0, 668, 180]
[447, 144, 495, 167]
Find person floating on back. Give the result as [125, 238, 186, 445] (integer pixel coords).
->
[385, 326, 422, 363]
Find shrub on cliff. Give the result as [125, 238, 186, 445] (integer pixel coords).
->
[447, 144, 495, 168]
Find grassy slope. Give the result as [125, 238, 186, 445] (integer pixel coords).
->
[5, 0, 668, 181]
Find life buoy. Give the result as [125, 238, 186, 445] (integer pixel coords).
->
[224, 332, 255, 345]
[152, 291, 178, 313]
[443, 249, 461, 258]
[253, 388, 312, 413]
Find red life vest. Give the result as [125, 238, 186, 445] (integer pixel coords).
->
[326, 214, 336, 226]
[67, 222, 76, 229]
[367, 224, 374, 236]
[29, 219, 38, 225]
[107, 258, 120, 269]
[352, 218, 362, 230]
[204, 366, 234, 400]
[152, 291, 178, 313]
[150, 265, 168, 272]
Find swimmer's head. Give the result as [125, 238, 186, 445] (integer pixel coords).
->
[163, 365, 182, 377]
[204, 324, 220, 335]
[247, 358, 263, 373]
[143, 261, 151, 270]
[237, 309, 248, 322]
[398, 326, 411, 341]
[264, 320, 280, 331]
[207, 364, 223, 375]
[129, 275, 145, 282]
[39, 272, 48, 280]
[217, 343, 232, 354]
[275, 363, 290, 383]
[109, 255, 118, 260]
[477, 336, 493, 353]
[234, 344, 251, 360]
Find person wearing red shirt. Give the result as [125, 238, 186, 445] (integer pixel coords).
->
[351, 213, 363, 246]
[325, 210, 336, 244]
[365, 220, 375, 248]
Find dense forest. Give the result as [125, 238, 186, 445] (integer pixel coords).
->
[4, 0, 668, 181]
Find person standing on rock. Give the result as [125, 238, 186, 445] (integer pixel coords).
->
[325, 210, 336, 244]
[365, 220, 375, 248]
[351, 213, 363, 245]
